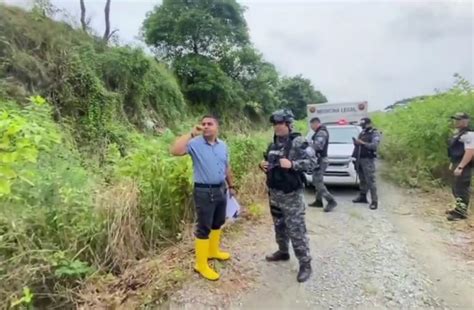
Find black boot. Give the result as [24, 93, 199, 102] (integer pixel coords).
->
[265, 250, 290, 262]
[447, 210, 467, 221]
[308, 199, 323, 208]
[297, 262, 312, 283]
[369, 201, 378, 210]
[352, 193, 368, 203]
[323, 199, 337, 212]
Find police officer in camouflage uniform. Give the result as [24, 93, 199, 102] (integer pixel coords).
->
[259, 109, 316, 283]
[308, 117, 338, 212]
[446, 112, 474, 221]
[352, 117, 380, 210]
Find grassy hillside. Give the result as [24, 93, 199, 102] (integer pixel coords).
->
[0, 5, 189, 160]
[0, 5, 271, 308]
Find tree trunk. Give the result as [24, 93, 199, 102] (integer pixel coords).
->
[103, 0, 112, 42]
[80, 0, 87, 31]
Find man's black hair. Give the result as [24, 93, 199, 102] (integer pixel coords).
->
[201, 114, 220, 124]
[310, 117, 321, 123]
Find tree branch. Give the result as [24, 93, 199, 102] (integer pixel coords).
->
[103, 0, 112, 42]
[80, 0, 87, 32]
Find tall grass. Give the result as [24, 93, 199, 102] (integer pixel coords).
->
[372, 76, 474, 187]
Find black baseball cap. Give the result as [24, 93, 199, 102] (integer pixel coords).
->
[450, 112, 470, 120]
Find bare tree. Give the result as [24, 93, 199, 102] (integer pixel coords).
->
[80, 0, 87, 31]
[103, 0, 112, 41]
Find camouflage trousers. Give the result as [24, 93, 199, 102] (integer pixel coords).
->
[312, 158, 335, 202]
[451, 164, 472, 216]
[268, 188, 311, 264]
[356, 158, 378, 203]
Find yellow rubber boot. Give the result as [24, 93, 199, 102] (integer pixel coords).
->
[209, 229, 231, 260]
[194, 238, 219, 281]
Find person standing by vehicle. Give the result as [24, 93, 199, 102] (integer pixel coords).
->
[307, 117, 338, 212]
[352, 117, 380, 210]
[446, 112, 474, 221]
[170, 115, 236, 281]
[259, 109, 316, 283]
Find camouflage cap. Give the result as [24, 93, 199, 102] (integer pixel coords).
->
[450, 112, 470, 120]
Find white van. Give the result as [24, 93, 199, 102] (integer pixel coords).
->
[304, 101, 368, 186]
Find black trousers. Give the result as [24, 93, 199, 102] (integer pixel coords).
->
[193, 185, 227, 239]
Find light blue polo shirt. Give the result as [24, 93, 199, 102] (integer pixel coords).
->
[186, 136, 229, 184]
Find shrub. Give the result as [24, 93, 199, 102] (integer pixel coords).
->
[372, 76, 474, 187]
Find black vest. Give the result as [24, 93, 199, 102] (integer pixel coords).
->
[264, 133, 304, 193]
[311, 125, 329, 158]
[353, 127, 377, 159]
[448, 127, 472, 165]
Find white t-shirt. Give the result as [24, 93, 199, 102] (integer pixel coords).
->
[460, 131, 474, 150]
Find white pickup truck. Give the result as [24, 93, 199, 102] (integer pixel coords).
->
[304, 101, 369, 186]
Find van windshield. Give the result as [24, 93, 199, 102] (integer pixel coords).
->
[327, 127, 360, 144]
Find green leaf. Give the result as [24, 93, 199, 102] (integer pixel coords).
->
[30, 95, 46, 106]
[0, 179, 11, 195]
[0, 166, 16, 178]
[6, 123, 22, 135]
[22, 147, 39, 163]
[22, 287, 33, 303]
[18, 175, 35, 186]
[0, 152, 18, 163]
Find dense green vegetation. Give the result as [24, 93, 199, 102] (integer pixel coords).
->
[0, 94, 268, 307]
[372, 75, 474, 187]
[0, 3, 279, 307]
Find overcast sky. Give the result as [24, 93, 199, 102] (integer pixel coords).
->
[6, 0, 473, 111]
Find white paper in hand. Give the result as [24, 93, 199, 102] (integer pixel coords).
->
[226, 191, 240, 220]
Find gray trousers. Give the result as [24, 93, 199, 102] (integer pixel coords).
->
[451, 163, 472, 215]
[356, 158, 378, 203]
[269, 188, 311, 264]
[312, 158, 335, 202]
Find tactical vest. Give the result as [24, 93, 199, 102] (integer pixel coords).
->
[264, 133, 304, 193]
[353, 127, 377, 159]
[311, 125, 329, 158]
[448, 127, 473, 165]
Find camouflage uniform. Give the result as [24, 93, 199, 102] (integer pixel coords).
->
[352, 122, 381, 208]
[263, 109, 316, 282]
[267, 135, 317, 264]
[357, 158, 378, 203]
[447, 117, 473, 220]
[310, 125, 337, 210]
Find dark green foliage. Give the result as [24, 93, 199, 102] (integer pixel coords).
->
[143, 0, 249, 59]
[278, 75, 328, 120]
[174, 54, 243, 112]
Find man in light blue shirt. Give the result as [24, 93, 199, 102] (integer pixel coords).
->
[170, 115, 235, 281]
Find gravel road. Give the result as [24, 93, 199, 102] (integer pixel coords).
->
[167, 176, 474, 310]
